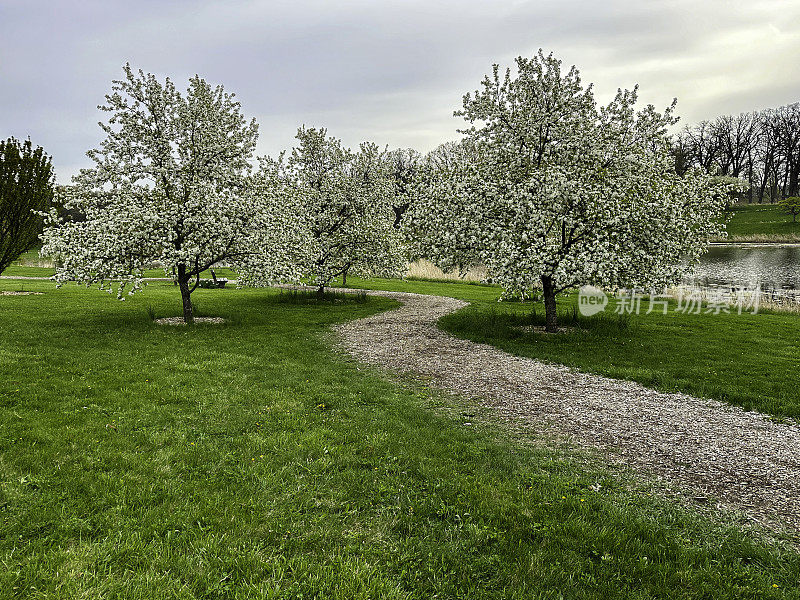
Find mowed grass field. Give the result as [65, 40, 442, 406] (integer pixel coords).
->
[3, 249, 237, 280]
[721, 204, 800, 242]
[1, 279, 799, 598]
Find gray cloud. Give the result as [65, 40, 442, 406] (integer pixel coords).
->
[1, 0, 798, 183]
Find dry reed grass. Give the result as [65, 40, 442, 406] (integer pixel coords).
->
[664, 285, 800, 314]
[16, 255, 54, 268]
[405, 259, 487, 282]
[712, 234, 800, 243]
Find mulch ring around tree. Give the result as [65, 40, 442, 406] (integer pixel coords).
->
[154, 317, 226, 326]
[0, 291, 44, 296]
[514, 324, 576, 335]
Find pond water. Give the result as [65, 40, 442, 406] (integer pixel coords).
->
[688, 244, 800, 291]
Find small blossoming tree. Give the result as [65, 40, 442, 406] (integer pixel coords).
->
[409, 51, 729, 332]
[288, 127, 405, 294]
[40, 66, 300, 323]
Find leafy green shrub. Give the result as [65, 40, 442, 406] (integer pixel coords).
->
[0, 138, 54, 275]
[777, 196, 800, 222]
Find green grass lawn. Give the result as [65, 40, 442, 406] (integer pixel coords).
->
[1, 279, 799, 598]
[2, 249, 52, 278]
[2, 249, 238, 280]
[722, 204, 800, 242]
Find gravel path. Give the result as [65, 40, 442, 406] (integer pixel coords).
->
[335, 290, 800, 533]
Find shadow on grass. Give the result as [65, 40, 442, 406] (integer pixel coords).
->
[267, 288, 369, 305]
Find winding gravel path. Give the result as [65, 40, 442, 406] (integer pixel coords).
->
[335, 290, 800, 533]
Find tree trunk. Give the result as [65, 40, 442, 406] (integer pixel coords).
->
[342, 268, 348, 287]
[541, 275, 558, 333]
[317, 284, 325, 300]
[177, 264, 194, 324]
[782, 166, 790, 200]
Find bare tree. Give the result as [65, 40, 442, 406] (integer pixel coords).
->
[754, 109, 781, 202]
[678, 102, 800, 203]
[714, 113, 758, 180]
[775, 103, 800, 199]
[683, 120, 721, 173]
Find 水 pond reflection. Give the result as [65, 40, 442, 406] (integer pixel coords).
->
[687, 244, 800, 291]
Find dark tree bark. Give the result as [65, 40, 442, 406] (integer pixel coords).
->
[541, 274, 558, 333]
[392, 202, 410, 228]
[177, 263, 194, 324]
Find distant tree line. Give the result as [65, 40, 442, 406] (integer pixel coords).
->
[673, 102, 800, 203]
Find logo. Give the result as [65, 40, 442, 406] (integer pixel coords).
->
[578, 285, 608, 316]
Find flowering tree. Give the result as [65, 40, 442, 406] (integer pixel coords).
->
[235, 155, 308, 288]
[40, 66, 298, 323]
[0, 138, 54, 275]
[424, 140, 477, 174]
[409, 51, 728, 332]
[288, 127, 405, 294]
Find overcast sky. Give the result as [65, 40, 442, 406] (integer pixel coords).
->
[2, 0, 799, 183]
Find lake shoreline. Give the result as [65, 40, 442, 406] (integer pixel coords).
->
[710, 241, 800, 247]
